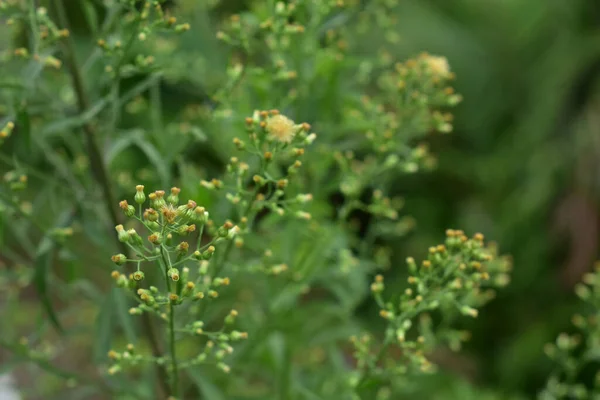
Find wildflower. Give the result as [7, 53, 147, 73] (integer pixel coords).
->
[265, 114, 296, 143]
[422, 54, 451, 78]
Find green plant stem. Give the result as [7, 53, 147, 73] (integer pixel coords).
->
[169, 302, 180, 398]
[51, 1, 171, 397]
[211, 191, 258, 279]
[161, 246, 180, 398]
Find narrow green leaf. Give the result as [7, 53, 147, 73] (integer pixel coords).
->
[113, 289, 137, 344]
[34, 246, 63, 333]
[132, 135, 170, 187]
[81, 0, 99, 34]
[15, 105, 32, 156]
[93, 289, 116, 362]
[187, 368, 226, 400]
[33, 210, 73, 334]
[41, 98, 107, 138]
[106, 129, 170, 187]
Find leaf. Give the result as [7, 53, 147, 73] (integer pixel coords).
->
[34, 246, 62, 332]
[93, 289, 116, 363]
[21, 59, 44, 88]
[118, 73, 163, 107]
[106, 129, 170, 187]
[15, 105, 32, 157]
[33, 211, 73, 334]
[133, 136, 170, 187]
[41, 98, 107, 138]
[187, 367, 226, 400]
[113, 289, 137, 344]
[81, 0, 99, 34]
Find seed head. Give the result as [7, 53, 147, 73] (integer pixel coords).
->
[265, 114, 296, 143]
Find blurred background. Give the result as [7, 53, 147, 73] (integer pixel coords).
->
[3, 0, 600, 398]
[383, 0, 600, 397]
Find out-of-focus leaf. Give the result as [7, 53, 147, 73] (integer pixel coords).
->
[113, 289, 136, 344]
[106, 129, 170, 187]
[118, 73, 163, 107]
[15, 105, 32, 157]
[81, 0, 99, 34]
[93, 289, 116, 362]
[33, 210, 74, 334]
[41, 98, 107, 137]
[187, 367, 227, 400]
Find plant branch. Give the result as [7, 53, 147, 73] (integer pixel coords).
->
[51, 1, 170, 397]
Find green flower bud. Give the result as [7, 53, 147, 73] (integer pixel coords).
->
[115, 225, 130, 243]
[167, 187, 180, 205]
[146, 221, 160, 231]
[168, 268, 180, 281]
[203, 246, 215, 260]
[111, 254, 127, 265]
[460, 306, 478, 318]
[127, 229, 143, 246]
[224, 309, 238, 324]
[119, 200, 135, 217]
[148, 232, 163, 245]
[133, 271, 145, 281]
[134, 185, 146, 204]
[230, 330, 248, 341]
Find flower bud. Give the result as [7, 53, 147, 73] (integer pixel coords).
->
[460, 306, 478, 318]
[134, 185, 146, 204]
[119, 200, 136, 217]
[167, 187, 180, 205]
[127, 229, 143, 246]
[148, 232, 163, 245]
[111, 254, 127, 265]
[230, 331, 248, 341]
[176, 241, 189, 255]
[168, 268, 180, 281]
[133, 271, 145, 281]
[115, 225, 130, 243]
[203, 246, 215, 260]
[152, 190, 166, 209]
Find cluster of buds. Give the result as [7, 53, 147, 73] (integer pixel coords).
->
[201, 111, 315, 242]
[1, 4, 70, 70]
[540, 264, 600, 399]
[3, 170, 27, 191]
[107, 184, 250, 377]
[106, 343, 149, 376]
[0, 121, 15, 145]
[171, 311, 250, 373]
[353, 230, 511, 385]
[213, 1, 349, 107]
[111, 185, 241, 285]
[96, 0, 190, 78]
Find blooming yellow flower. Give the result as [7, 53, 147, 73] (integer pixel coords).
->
[422, 55, 451, 78]
[266, 114, 296, 143]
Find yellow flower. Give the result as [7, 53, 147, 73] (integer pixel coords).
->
[266, 114, 296, 143]
[422, 55, 451, 78]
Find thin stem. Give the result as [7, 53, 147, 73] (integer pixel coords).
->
[161, 246, 180, 398]
[211, 191, 257, 279]
[169, 302, 179, 397]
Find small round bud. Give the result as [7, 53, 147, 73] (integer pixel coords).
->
[111, 254, 127, 265]
[115, 225, 130, 243]
[168, 268, 180, 281]
[134, 185, 146, 204]
[133, 271, 145, 281]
